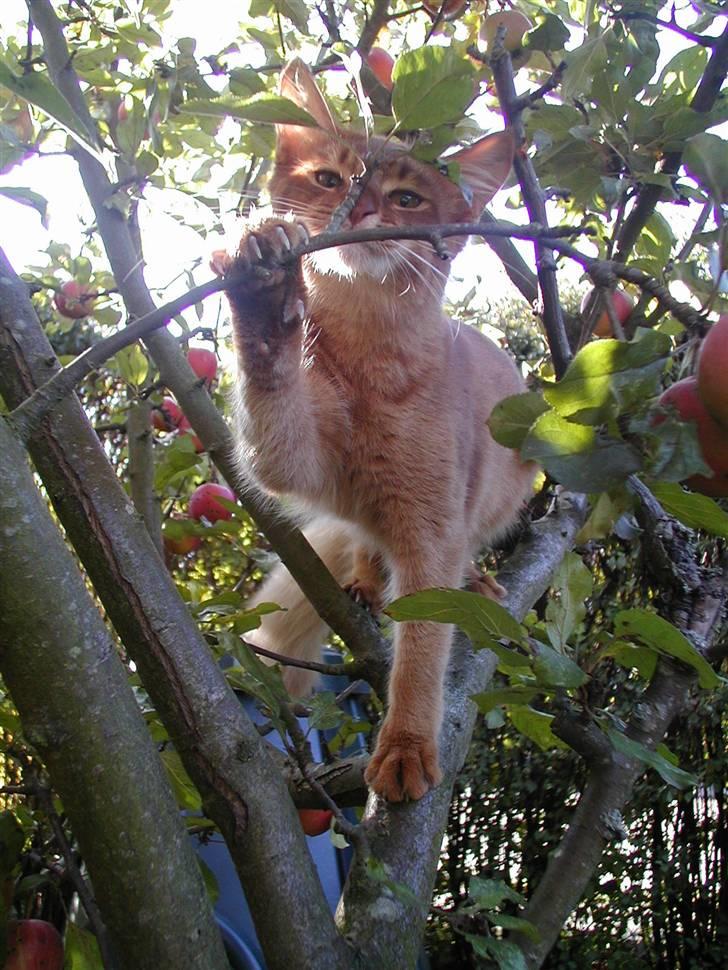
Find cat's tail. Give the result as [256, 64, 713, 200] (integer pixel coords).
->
[245, 517, 357, 697]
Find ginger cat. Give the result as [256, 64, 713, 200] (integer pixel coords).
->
[213, 60, 535, 802]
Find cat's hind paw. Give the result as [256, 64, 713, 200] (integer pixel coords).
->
[343, 577, 383, 615]
[364, 726, 442, 802]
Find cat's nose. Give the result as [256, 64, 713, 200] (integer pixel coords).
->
[349, 187, 379, 227]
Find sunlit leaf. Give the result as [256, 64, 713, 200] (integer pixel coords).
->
[615, 609, 721, 689]
[392, 47, 474, 131]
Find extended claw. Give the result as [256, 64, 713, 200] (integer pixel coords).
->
[247, 235, 263, 262]
[275, 225, 292, 251]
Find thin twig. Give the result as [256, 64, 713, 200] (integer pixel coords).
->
[246, 640, 366, 679]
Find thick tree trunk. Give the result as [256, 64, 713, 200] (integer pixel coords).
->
[339, 494, 589, 968]
[0, 251, 349, 970]
[0, 418, 228, 970]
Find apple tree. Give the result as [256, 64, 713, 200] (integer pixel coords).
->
[0, 1, 727, 968]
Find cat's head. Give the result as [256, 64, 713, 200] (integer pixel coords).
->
[270, 59, 513, 287]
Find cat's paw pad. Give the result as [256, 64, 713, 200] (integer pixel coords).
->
[364, 726, 441, 802]
[233, 220, 309, 292]
[344, 577, 383, 615]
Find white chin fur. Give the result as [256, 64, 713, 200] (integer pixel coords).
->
[309, 245, 395, 281]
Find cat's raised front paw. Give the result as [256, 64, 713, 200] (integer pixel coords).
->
[364, 722, 442, 802]
[214, 219, 309, 332]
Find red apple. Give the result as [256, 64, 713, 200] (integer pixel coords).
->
[423, 0, 468, 20]
[188, 482, 236, 523]
[298, 809, 333, 837]
[187, 347, 217, 386]
[53, 281, 96, 320]
[4, 920, 64, 970]
[163, 533, 203, 556]
[580, 287, 634, 338]
[655, 377, 728, 495]
[697, 314, 728, 430]
[480, 10, 533, 50]
[152, 397, 183, 432]
[366, 48, 394, 90]
[177, 417, 204, 453]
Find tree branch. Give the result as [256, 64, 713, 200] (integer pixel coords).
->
[490, 37, 572, 378]
[0, 416, 228, 970]
[614, 18, 728, 262]
[514, 479, 728, 967]
[339, 492, 590, 969]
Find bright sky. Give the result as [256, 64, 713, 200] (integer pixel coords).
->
[0, 1, 721, 334]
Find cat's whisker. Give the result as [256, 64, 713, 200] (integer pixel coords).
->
[388, 242, 447, 305]
[389, 252, 443, 309]
[392, 240, 451, 286]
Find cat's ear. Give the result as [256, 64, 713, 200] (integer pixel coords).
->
[278, 58, 338, 139]
[448, 129, 515, 214]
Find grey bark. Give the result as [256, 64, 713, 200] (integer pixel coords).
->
[0, 417, 228, 970]
[0, 250, 349, 970]
[339, 493, 590, 969]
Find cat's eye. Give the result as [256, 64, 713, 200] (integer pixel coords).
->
[315, 170, 343, 189]
[390, 189, 423, 209]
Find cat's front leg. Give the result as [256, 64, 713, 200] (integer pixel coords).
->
[214, 221, 346, 500]
[364, 546, 467, 802]
[211, 218, 308, 379]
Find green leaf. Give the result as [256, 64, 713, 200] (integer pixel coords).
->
[486, 911, 540, 942]
[685, 132, 728, 204]
[605, 726, 698, 789]
[509, 706, 566, 750]
[544, 331, 671, 424]
[544, 551, 593, 650]
[469, 876, 526, 909]
[649, 481, 728, 539]
[181, 93, 319, 127]
[391, 47, 474, 131]
[64, 922, 104, 970]
[306, 690, 344, 731]
[110, 344, 149, 387]
[524, 14, 570, 53]
[385, 587, 528, 665]
[471, 685, 539, 713]
[488, 392, 550, 449]
[154, 434, 204, 490]
[603, 640, 658, 680]
[614, 609, 721, 689]
[0, 59, 103, 161]
[531, 641, 588, 689]
[160, 749, 202, 811]
[463, 934, 528, 970]
[0, 186, 48, 225]
[197, 855, 220, 905]
[561, 33, 609, 101]
[520, 412, 642, 492]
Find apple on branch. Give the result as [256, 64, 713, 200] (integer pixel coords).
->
[187, 347, 217, 386]
[697, 314, 728, 431]
[188, 483, 237, 523]
[365, 48, 394, 90]
[298, 809, 333, 837]
[53, 281, 97, 320]
[654, 377, 728, 498]
[580, 286, 634, 338]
